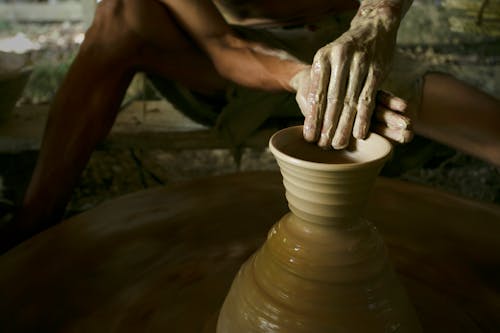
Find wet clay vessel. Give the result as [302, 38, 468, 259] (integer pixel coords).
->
[217, 126, 422, 332]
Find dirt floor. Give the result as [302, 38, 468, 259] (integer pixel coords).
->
[0, 0, 499, 220]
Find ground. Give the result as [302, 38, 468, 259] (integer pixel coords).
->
[0, 0, 499, 222]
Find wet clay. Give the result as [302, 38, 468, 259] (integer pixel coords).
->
[217, 127, 422, 332]
[0, 175, 499, 331]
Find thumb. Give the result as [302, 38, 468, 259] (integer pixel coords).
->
[296, 88, 310, 118]
[290, 67, 311, 117]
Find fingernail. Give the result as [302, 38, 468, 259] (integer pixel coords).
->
[396, 120, 407, 129]
[395, 130, 410, 143]
[333, 141, 348, 150]
[402, 130, 414, 143]
[354, 123, 363, 139]
[304, 131, 315, 142]
[394, 97, 408, 108]
[303, 124, 314, 141]
[360, 123, 368, 138]
[318, 132, 330, 147]
[332, 136, 347, 150]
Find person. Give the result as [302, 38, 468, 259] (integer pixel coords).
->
[3, 0, 500, 251]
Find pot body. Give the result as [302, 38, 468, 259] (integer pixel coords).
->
[217, 127, 422, 332]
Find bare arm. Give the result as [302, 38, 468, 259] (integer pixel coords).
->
[158, 0, 307, 91]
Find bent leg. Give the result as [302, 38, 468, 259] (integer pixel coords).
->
[415, 72, 500, 166]
[10, 0, 226, 247]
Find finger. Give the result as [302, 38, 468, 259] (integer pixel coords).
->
[374, 105, 412, 129]
[353, 65, 381, 139]
[318, 45, 351, 148]
[296, 91, 309, 118]
[331, 52, 368, 149]
[376, 90, 407, 112]
[303, 52, 331, 142]
[372, 122, 414, 143]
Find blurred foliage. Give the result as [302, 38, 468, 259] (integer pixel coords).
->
[443, 0, 500, 37]
[21, 54, 74, 104]
[0, 20, 12, 32]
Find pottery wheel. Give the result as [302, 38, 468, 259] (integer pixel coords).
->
[0, 172, 499, 332]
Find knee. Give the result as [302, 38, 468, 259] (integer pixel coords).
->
[80, 0, 145, 65]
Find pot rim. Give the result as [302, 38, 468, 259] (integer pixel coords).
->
[269, 126, 393, 171]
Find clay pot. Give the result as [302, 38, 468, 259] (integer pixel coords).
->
[217, 126, 422, 332]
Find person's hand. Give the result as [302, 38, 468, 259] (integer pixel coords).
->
[290, 7, 410, 148]
[292, 66, 413, 146]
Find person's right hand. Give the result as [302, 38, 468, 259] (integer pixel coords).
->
[291, 66, 413, 146]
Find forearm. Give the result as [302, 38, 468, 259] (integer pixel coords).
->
[155, 0, 306, 92]
[206, 33, 307, 92]
[354, 0, 413, 29]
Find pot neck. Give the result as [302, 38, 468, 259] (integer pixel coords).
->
[277, 159, 384, 225]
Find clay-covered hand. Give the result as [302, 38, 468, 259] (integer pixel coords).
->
[292, 66, 413, 145]
[290, 4, 408, 148]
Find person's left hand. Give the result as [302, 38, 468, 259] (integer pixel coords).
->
[290, 9, 411, 148]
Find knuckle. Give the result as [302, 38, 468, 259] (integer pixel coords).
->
[326, 93, 340, 104]
[358, 94, 375, 109]
[355, 52, 369, 67]
[371, 68, 384, 83]
[344, 96, 358, 109]
[355, 106, 370, 123]
[313, 49, 328, 63]
[307, 91, 321, 105]
[331, 43, 350, 58]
